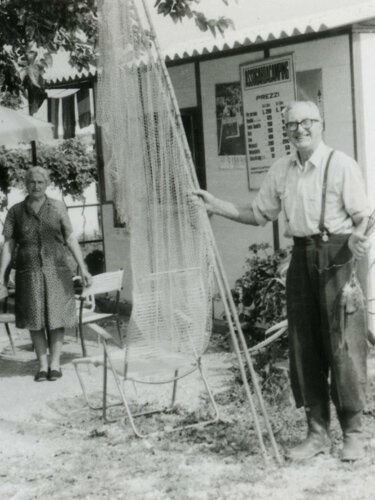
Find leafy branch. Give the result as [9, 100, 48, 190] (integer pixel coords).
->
[0, 1, 97, 97]
[155, 0, 235, 35]
[1, 0, 234, 101]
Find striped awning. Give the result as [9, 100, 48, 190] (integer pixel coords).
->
[0, 105, 53, 146]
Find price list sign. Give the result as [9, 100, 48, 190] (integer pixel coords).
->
[240, 54, 296, 189]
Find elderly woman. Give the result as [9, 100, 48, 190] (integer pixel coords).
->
[0, 167, 92, 381]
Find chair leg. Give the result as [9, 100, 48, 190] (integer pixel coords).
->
[5, 323, 16, 355]
[73, 358, 126, 421]
[104, 354, 220, 438]
[102, 350, 108, 421]
[105, 352, 146, 437]
[73, 361, 103, 411]
[78, 322, 87, 358]
[171, 370, 178, 406]
[197, 359, 220, 424]
[116, 316, 122, 347]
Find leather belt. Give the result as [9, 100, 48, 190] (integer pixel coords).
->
[293, 234, 350, 246]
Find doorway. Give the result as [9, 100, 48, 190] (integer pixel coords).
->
[180, 107, 206, 189]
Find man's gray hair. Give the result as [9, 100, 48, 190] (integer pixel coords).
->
[283, 101, 322, 122]
[24, 166, 50, 185]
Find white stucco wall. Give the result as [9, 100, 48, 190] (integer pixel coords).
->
[351, 31, 375, 332]
[271, 35, 355, 157]
[200, 34, 355, 288]
[168, 63, 197, 109]
[103, 34, 356, 303]
[101, 203, 132, 301]
[199, 49, 271, 289]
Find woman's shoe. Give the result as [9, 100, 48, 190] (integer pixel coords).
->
[48, 368, 62, 381]
[34, 370, 48, 382]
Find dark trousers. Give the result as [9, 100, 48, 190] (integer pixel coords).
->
[286, 234, 367, 413]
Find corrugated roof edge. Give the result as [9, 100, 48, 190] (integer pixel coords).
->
[45, 1, 375, 84]
[163, 2, 375, 61]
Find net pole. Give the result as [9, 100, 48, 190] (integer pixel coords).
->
[136, 0, 199, 186]
[214, 262, 269, 463]
[136, 0, 282, 464]
[211, 238, 284, 465]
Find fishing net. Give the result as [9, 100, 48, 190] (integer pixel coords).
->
[96, 0, 215, 360]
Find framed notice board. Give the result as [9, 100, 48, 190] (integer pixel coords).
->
[240, 53, 296, 190]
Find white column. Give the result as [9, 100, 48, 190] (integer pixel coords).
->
[352, 29, 375, 331]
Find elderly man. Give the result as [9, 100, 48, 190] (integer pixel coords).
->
[195, 100, 370, 462]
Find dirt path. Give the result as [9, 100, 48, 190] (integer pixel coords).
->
[1, 328, 375, 499]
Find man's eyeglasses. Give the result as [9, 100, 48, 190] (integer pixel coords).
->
[285, 119, 320, 132]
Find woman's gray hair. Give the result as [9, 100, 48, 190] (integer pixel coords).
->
[24, 166, 51, 185]
[283, 101, 322, 122]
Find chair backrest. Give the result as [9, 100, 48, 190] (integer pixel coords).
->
[80, 270, 124, 298]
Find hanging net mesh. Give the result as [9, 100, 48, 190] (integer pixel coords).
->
[97, 0, 216, 360]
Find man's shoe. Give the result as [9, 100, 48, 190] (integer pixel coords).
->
[34, 370, 48, 382]
[287, 403, 331, 461]
[340, 434, 366, 462]
[48, 368, 62, 381]
[338, 411, 366, 462]
[286, 432, 331, 461]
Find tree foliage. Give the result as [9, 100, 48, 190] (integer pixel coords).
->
[0, 138, 97, 207]
[0, 1, 97, 98]
[155, 0, 234, 35]
[0, 0, 233, 100]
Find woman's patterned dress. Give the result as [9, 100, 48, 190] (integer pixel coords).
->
[3, 196, 77, 330]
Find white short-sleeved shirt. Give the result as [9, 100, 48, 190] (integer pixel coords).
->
[252, 142, 371, 237]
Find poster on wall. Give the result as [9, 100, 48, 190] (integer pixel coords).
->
[240, 53, 296, 189]
[215, 82, 245, 156]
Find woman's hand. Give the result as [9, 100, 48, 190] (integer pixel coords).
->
[0, 282, 8, 300]
[80, 268, 93, 288]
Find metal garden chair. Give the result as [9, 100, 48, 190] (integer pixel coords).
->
[74, 270, 124, 357]
[72, 323, 220, 437]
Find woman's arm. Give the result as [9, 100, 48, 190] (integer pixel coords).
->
[0, 239, 15, 297]
[66, 234, 93, 287]
[0, 239, 15, 282]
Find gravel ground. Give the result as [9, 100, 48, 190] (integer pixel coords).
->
[1, 325, 375, 500]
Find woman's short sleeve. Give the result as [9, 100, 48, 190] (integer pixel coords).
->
[3, 207, 16, 241]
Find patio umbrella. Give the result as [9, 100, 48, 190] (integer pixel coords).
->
[0, 105, 53, 147]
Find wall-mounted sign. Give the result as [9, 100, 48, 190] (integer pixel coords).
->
[240, 54, 296, 189]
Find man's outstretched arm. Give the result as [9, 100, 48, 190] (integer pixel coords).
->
[193, 189, 259, 226]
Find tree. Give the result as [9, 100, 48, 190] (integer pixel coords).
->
[0, 0, 233, 104]
[0, 137, 97, 207]
[0, 1, 97, 104]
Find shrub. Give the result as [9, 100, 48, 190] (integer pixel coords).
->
[232, 242, 291, 342]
